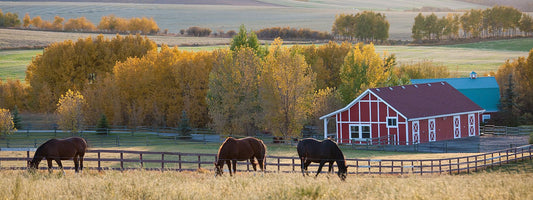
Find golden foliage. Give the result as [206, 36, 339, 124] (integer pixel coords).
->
[0, 108, 15, 136]
[339, 43, 394, 104]
[260, 38, 315, 137]
[26, 34, 156, 112]
[208, 48, 262, 135]
[56, 89, 86, 133]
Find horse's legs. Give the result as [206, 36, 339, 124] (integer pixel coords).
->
[328, 161, 334, 174]
[250, 158, 257, 171]
[47, 159, 53, 173]
[300, 158, 306, 176]
[256, 157, 265, 172]
[73, 156, 80, 173]
[55, 159, 64, 175]
[303, 160, 312, 176]
[232, 160, 237, 175]
[225, 160, 232, 176]
[315, 161, 326, 177]
[80, 155, 84, 173]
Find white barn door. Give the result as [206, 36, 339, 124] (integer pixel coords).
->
[468, 114, 476, 136]
[412, 121, 420, 144]
[428, 118, 436, 142]
[453, 116, 461, 139]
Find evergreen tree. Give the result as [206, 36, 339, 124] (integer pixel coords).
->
[179, 111, 192, 136]
[96, 114, 109, 134]
[11, 105, 22, 129]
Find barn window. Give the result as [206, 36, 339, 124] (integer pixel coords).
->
[350, 125, 359, 139]
[482, 114, 491, 123]
[350, 125, 371, 140]
[387, 117, 397, 128]
[361, 126, 370, 138]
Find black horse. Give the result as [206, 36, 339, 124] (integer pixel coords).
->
[214, 137, 267, 176]
[297, 138, 348, 180]
[28, 137, 87, 173]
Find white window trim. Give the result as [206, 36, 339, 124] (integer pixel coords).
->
[386, 117, 398, 128]
[482, 114, 491, 123]
[349, 124, 371, 141]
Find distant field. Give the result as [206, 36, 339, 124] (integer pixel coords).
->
[0, 49, 40, 81]
[445, 38, 533, 52]
[0, 1, 486, 40]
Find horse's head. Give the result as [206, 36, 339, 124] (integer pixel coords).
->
[337, 160, 348, 181]
[214, 162, 223, 176]
[27, 159, 40, 170]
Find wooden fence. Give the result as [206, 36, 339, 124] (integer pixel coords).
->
[481, 125, 533, 135]
[0, 145, 531, 175]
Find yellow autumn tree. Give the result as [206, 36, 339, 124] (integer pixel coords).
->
[57, 89, 86, 133]
[22, 13, 30, 28]
[259, 38, 315, 137]
[338, 43, 395, 104]
[0, 108, 15, 136]
[299, 41, 352, 90]
[208, 47, 262, 135]
[26, 34, 156, 112]
[112, 45, 212, 128]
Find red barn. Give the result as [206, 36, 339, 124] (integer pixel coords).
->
[320, 82, 485, 145]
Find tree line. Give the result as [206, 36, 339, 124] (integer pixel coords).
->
[10, 13, 160, 35]
[0, 26, 458, 137]
[412, 6, 533, 42]
[0, 9, 21, 28]
[331, 11, 390, 43]
[254, 27, 332, 40]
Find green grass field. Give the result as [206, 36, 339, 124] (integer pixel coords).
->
[0, 50, 40, 82]
[445, 38, 533, 52]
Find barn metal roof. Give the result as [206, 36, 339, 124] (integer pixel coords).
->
[411, 76, 500, 112]
[320, 82, 485, 121]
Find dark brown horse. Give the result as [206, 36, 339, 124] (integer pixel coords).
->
[28, 137, 87, 173]
[297, 138, 348, 180]
[214, 137, 266, 176]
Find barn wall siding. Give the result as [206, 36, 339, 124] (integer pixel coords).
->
[332, 92, 481, 146]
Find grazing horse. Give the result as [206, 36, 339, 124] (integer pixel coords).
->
[297, 138, 348, 181]
[28, 137, 87, 173]
[214, 137, 267, 176]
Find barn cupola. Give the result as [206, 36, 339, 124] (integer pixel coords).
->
[470, 71, 477, 79]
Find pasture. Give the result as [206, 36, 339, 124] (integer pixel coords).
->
[0, 161, 531, 199]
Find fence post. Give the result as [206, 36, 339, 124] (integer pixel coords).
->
[420, 160, 423, 175]
[162, 154, 165, 171]
[95, 152, 100, 171]
[448, 158, 452, 175]
[140, 153, 143, 168]
[292, 158, 295, 172]
[179, 154, 182, 171]
[197, 155, 201, 169]
[467, 157, 470, 173]
[120, 152, 124, 171]
[277, 158, 280, 172]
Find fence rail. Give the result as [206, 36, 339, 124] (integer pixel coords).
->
[481, 125, 533, 135]
[1, 145, 531, 175]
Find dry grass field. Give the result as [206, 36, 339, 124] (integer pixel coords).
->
[0, 163, 531, 200]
